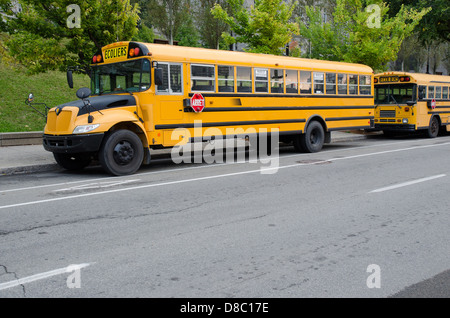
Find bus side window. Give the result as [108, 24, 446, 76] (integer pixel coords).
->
[418, 86, 427, 100]
[236, 67, 252, 93]
[271, 69, 284, 93]
[191, 64, 215, 92]
[338, 74, 347, 95]
[359, 75, 372, 95]
[300, 71, 311, 94]
[428, 86, 435, 99]
[326, 73, 337, 95]
[313, 72, 324, 94]
[255, 68, 269, 93]
[349, 75, 358, 95]
[156, 63, 169, 93]
[443, 87, 449, 100]
[170, 64, 183, 93]
[285, 69, 298, 94]
[218, 65, 234, 93]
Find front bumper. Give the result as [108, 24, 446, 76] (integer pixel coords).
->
[374, 124, 416, 131]
[43, 133, 104, 154]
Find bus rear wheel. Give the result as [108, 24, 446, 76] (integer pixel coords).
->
[99, 130, 144, 176]
[293, 121, 325, 153]
[426, 116, 439, 138]
[53, 153, 92, 171]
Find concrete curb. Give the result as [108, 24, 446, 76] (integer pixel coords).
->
[0, 131, 43, 147]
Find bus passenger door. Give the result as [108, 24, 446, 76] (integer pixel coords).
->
[156, 63, 184, 120]
[155, 62, 186, 146]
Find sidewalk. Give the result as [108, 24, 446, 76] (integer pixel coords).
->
[0, 130, 379, 176]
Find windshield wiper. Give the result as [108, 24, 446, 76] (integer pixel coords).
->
[390, 94, 401, 109]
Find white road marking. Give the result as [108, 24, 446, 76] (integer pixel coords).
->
[0, 139, 438, 195]
[0, 263, 91, 291]
[53, 179, 140, 193]
[370, 174, 446, 193]
[1, 141, 450, 210]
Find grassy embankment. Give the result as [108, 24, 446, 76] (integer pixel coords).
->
[0, 62, 89, 132]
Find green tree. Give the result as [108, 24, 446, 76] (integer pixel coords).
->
[143, 0, 190, 45]
[385, 0, 449, 43]
[2, 0, 139, 74]
[211, 0, 299, 55]
[299, 0, 430, 72]
[197, 0, 231, 49]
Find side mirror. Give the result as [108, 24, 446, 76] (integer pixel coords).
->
[76, 87, 91, 100]
[67, 70, 74, 89]
[406, 101, 416, 106]
[154, 68, 163, 86]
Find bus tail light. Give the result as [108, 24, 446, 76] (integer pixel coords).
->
[93, 55, 97, 63]
[97, 55, 102, 63]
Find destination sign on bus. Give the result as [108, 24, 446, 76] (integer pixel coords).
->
[103, 46, 128, 61]
[379, 76, 399, 83]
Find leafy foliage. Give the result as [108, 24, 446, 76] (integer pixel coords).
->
[299, 0, 431, 71]
[211, 0, 299, 55]
[2, 0, 139, 74]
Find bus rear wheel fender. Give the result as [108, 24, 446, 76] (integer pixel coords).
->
[99, 129, 144, 176]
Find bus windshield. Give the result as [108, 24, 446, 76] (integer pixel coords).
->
[91, 59, 151, 95]
[375, 84, 417, 105]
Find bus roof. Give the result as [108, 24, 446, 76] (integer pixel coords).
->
[375, 72, 450, 85]
[136, 42, 374, 74]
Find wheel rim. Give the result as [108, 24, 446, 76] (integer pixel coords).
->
[310, 128, 320, 145]
[113, 140, 135, 165]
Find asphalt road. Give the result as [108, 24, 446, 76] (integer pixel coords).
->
[0, 134, 449, 300]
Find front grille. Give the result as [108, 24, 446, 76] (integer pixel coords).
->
[380, 110, 396, 117]
[380, 119, 396, 123]
[44, 138, 73, 148]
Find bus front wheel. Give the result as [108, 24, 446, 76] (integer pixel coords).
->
[293, 121, 325, 153]
[99, 130, 144, 176]
[426, 116, 439, 138]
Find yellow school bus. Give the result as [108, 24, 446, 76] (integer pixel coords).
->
[43, 41, 374, 175]
[374, 72, 450, 137]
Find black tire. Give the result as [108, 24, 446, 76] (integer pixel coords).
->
[295, 121, 325, 153]
[53, 153, 92, 171]
[426, 116, 439, 138]
[99, 130, 144, 176]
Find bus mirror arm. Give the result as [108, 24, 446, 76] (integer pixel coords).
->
[25, 93, 49, 118]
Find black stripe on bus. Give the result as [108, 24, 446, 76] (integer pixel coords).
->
[155, 119, 306, 130]
[428, 111, 450, 115]
[328, 126, 372, 131]
[196, 106, 374, 112]
[325, 116, 374, 121]
[188, 93, 374, 99]
[188, 130, 301, 143]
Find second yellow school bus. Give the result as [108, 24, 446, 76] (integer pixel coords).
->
[374, 72, 450, 137]
[43, 42, 374, 175]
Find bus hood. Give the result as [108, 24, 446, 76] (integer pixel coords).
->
[56, 95, 137, 116]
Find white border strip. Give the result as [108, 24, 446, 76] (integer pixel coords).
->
[370, 174, 446, 193]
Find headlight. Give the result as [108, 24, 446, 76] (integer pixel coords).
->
[402, 118, 409, 124]
[73, 124, 100, 134]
